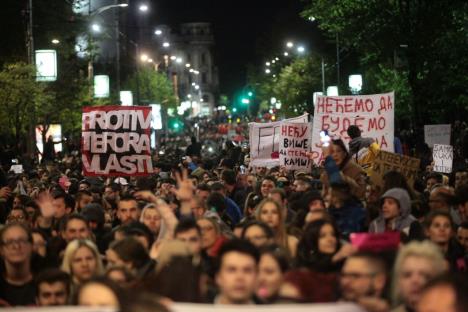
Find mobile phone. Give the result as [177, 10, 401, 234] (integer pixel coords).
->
[11, 159, 18, 164]
[320, 130, 331, 147]
[240, 165, 246, 174]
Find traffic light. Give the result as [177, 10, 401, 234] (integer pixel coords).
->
[248, 91, 253, 97]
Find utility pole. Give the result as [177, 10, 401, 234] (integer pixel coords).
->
[114, 0, 121, 99]
[336, 33, 340, 89]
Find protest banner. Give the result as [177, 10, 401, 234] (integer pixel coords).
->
[433, 144, 453, 174]
[81, 106, 153, 176]
[279, 122, 312, 170]
[311, 92, 394, 164]
[369, 150, 420, 189]
[424, 124, 451, 148]
[249, 113, 309, 168]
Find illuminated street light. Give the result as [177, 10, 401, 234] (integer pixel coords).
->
[91, 23, 101, 33]
[185, 63, 191, 68]
[272, 60, 276, 64]
[195, 85, 200, 90]
[308, 16, 316, 22]
[176, 57, 182, 63]
[297, 46, 305, 53]
[170, 55, 177, 60]
[189, 68, 194, 72]
[266, 62, 270, 66]
[275, 57, 279, 61]
[284, 52, 289, 56]
[286, 42, 294, 48]
[140, 54, 149, 62]
[154, 29, 162, 36]
[51, 39, 60, 44]
[148, 58, 153, 63]
[139, 4, 149, 12]
[265, 69, 271, 74]
[163, 42, 170, 48]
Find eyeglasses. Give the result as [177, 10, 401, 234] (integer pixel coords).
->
[1, 238, 31, 249]
[7, 215, 26, 221]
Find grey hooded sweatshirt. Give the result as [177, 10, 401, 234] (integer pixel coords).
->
[369, 188, 416, 234]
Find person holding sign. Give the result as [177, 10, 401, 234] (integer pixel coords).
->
[318, 137, 367, 201]
[368, 188, 416, 235]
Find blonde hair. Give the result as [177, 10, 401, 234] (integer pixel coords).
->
[392, 241, 447, 307]
[61, 239, 104, 283]
[255, 198, 288, 249]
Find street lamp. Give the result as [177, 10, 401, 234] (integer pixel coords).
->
[265, 69, 271, 74]
[140, 54, 149, 62]
[154, 29, 163, 36]
[297, 46, 305, 53]
[286, 42, 294, 48]
[163, 42, 170, 48]
[91, 23, 101, 33]
[139, 4, 149, 12]
[348, 74, 363, 94]
[51, 39, 60, 45]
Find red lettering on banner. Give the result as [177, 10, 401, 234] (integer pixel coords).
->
[365, 99, 374, 112]
[344, 97, 354, 113]
[330, 116, 340, 132]
[378, 96, 393, 115]
[321, 115, 330, 130]
[368, 117, 386, 131]
[355, 99, 364, 112]
[380, 135, 388, 149]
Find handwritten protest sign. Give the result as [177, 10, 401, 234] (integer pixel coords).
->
[433, 144, 453, 174]
[249, 114, 309, 168]
[81, 106, 153, 176]
[279, 122, 312, 170]
[311, 92, 394, 164]
[369, 150, 420, 189]
[424, 124, 451, 148]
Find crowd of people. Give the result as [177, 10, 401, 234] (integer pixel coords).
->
[0, 123, 467, 312]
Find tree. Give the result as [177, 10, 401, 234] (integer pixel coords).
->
[125, 68, 178, 109]
[301, 0, 468, 125]
[0, 63, 52, 153]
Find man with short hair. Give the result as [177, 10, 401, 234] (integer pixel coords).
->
[260, 176, 276, 199]
[292, 176, 312, 193]
[196, 183, 211, 205]
[221, 169, 247, 210]
[74, 190, 93, 212]
[456, 222, 468, 253]
[174, 219, 202, 257]
[211, 182, 242, 224]
[35, 269, 70, 306]
[116, 195, 141, 226]
[339, 252, 388, 304]
[214, 239, 259, 304]
[61, 214, 91, 242]
[53, 192, 74, 220]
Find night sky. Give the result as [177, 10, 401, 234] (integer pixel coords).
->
[150, 0, 325, 96]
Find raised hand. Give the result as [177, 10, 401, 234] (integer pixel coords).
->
[134, 190, 158, 203]
[172, 169, 194, 202]
[36, 191, 56, 219]
[0, 187, 11, 199]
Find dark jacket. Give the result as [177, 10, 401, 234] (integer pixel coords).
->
[349, 136, 374, 156]
[329, 199, 366, 239]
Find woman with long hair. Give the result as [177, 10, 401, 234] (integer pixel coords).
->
[255, 198, 298, 257]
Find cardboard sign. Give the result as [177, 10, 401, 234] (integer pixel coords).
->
[311, 92, 394, 164]
[10, 165, 24, 174]
[433, 144, 453, 174]
[350, 232, 400, 252]
[279, 122, 312, 170]
[249, 114, 309, 168]
[424, 124, 451, 148]
[81, 106, 153, 176]
[369, 150, 420, 189]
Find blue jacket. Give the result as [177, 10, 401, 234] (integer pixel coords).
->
[225, 197, 242, 224]
[329, 199, 366, 239]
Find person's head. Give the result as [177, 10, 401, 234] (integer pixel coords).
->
[297, 219, 341, 267]
[0, 223, 33, 266]
[347, 125, 361, 139]
[268, 188, 287, 206]
[206, 191, 227, 215]
[380, 188, 411, 221]
[392, 241, 447, 310]
[104, 183, 120, 203]
[292, 176, 311, 193]
[32, 229, 48, 257]
[429, 186, 455, 211]
[255, 198, 284, 230]
[105, 266, 135, 286]
[426, 173, 443, 192]
[331, 139, 350, 166]
[196, 183, 211, 204]
[260, 176, 276, 198]
[140, 204, 161, 235]
[6, 207, 29, 226]
[106, 237, 150, 274]
[256, 245, 289, 301]
[117, 194, 140, 225]
[81, 203, 105, 231]
[61, 239, 103, 285]
[244, 193, 261, 218]
[455, 185, 468, 221]
[424, 210, 454, 247]
[456, 222, 468, 252]
[78, 179, 91, 191]
[241, 221, 275, 248]
[221, 169, 237, 187]
[35, 269, 71, 306]
[61, 214, 91, 242]
[454, 170, 468, 189]
[174, 219, 202, 255]
[383, 171, 412, 195]
[76, 277, 123, 308]
[417, 274, 468, 312]
[53, 192, 75, 219]
[215, 239, 260, 304]
[340, 252, 388, 302]
[246, 174, 257, 190]
[24, 200, 40, 220]
[190, 196, 207, 219]
[75, 190, 93, 212]
[196, 217, 221, 250]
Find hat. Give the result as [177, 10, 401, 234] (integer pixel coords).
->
[114, 177, 129, 186]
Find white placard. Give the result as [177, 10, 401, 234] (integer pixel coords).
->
[311, 92, 394, 164]
[279, 122, 312, 171]
[433, 144, 453, 174]
[424, 124, 451, 148]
